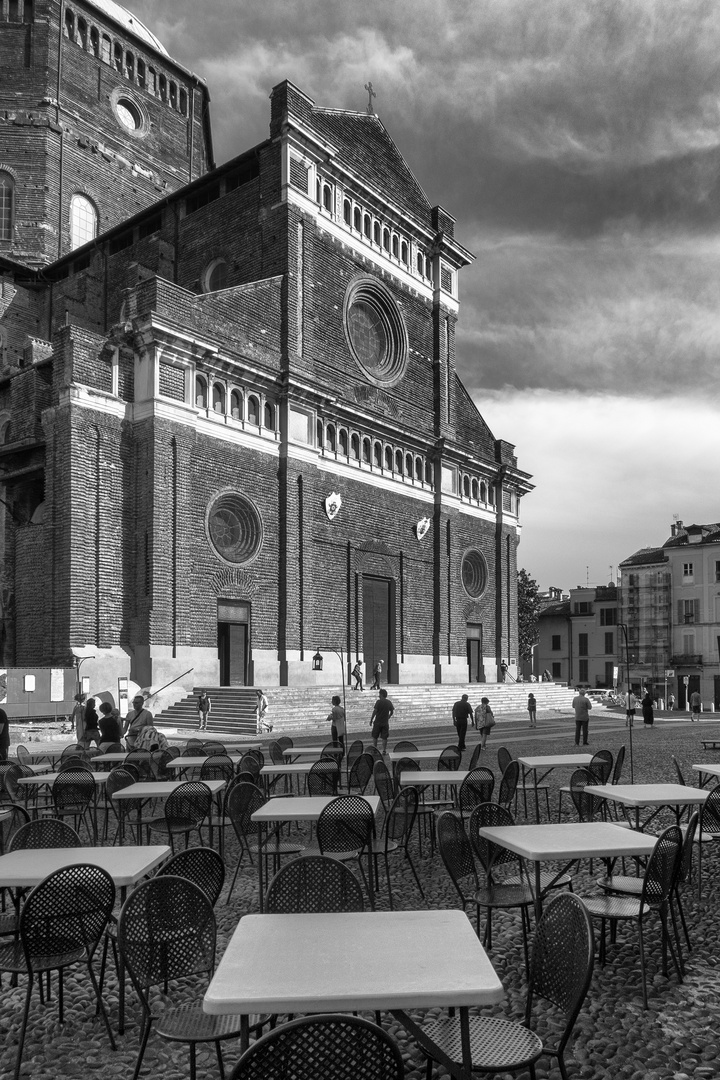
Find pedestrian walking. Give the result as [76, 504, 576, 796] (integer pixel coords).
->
[527, 693, 537, 728]
[351, 662, 365, 691]
[451, 694, 473, 752]
[327, 694, 346, 753]
[371, 660, 383, 690]
[197, 690, 211, 730]
[370, 688, 394, 755]
[71, 692, 86, 741]
[625, 690, 637, 728]
[668, 693, 675, 711]
[477, 697, 495, 750]
[642, 691, 654, 728]
[690, 690, 701, 721]
[256, 689, 270, 734]
[572, 687, 592, 746]
[81, 697, 102, 748]
[98, 702, 122, 750]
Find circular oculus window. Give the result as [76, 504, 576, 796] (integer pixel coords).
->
[461, 549, 488, 599]
[206, 491, 263, 566]
[110, 88, 148, 138]
[344, 277, 408, 387]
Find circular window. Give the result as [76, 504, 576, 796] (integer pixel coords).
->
[461, 549, 488, 599]
[344, 277, 408, 387]
[206, 491, 263, 566]
[110, 88, 149, 138]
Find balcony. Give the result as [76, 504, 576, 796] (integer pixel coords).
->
[669, 655, 703, 667]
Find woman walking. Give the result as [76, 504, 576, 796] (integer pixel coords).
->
[527, 693, 537, 728]
[327, 694, 347, 753]
[478, 697, 496, 750]
[642, 690, 654, 728]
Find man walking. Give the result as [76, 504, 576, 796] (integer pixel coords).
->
[370, 687, 394, 755]
[371, 660, 383, 690]
[690, 690, 701, 721]
[452, 693, 473, 752]
[572, 687, 592, 746]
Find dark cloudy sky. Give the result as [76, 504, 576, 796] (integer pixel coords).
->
[131, 0, 720, 588]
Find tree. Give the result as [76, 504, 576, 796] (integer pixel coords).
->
[517, 568, 541, 664]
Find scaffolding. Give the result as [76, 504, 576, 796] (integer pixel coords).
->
[619, 567, 671, 697]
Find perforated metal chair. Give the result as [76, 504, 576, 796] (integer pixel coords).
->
[347, 752, 374, 795]
[119, 876, 250, 1080]
[0, 803, 30, 855]
[581, 824, 683, 1008]
[200, 754, 235, 783]
[497, 760, 520, 811]
[9, 816, 81, 850]
[225, 782, 304, 904]
[202, 742, 227, 756]
[369, 786, 426, 909]
[421, 892, 594, 1080]
[229, 1013, 405, 1080]
[446, 766, 495, 825]
[265, 854, 365, 913]
[158, 846, 226, 907]
[0, 863, 116, 1080]
[126, 749, 154, 780]
[393, 740, 418, 755]
[145, 780, 212, 852]
[307, 759, 340, 796]
[51, 768, 97, 842]
[311, 794, 376, 904]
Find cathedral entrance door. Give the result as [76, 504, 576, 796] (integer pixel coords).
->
[467, 623, 485, 683]
[363, 576, 394, 683]
[217, 600, 249, 686]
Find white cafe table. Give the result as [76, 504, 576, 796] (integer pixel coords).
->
[398, 770, 468, 787]
[251, 795, 380, 909]
[478, 821, 658, 919]
[166, 754, 243, 771]
[91, 752, 130, 765]
[170, 737, 266, 753]
[260, 761, 316, 795]
[282, 746, 341, 759]
[589, 783, 709, 830]
[112, 779, 226, 845]
[22, 744, 72, 763]
[204, 909, 504, 1080]
[0, 843, 170, 1034]
[388, 748, 445, 762]
[517, 754, 593, 822]
[691, 764, 720, 788]
[18, 771, 109, 788]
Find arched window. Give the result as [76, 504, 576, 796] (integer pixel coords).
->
[373, 221, 380, 244]
[415, 457, 423, 481]
[488, 485, 495, 506]
[401, 241, 408, 264]
[179, 88, 188, 115]
[350, 433, 359, 460]
[363, 214, 371, 238]
[480, 481, 487, 502]
[137, 58, 146, 88]
[417, 253, 423, 274]
[77, 17, 87, 48]
[382, 228, 390, 251]
[147, 66, 156, 93]
[425, 460, 433, 485]
[90, 27, 99, 56]
[316, 420, 323, 446]
[159, 74, 167, 101]
[325, 424, 336, 452]
[405, 452, 413, 476]
[462, 475, 470, 498]
[264, 402, 275, 430]
[395, 449, 403, 474]
[343, 199, 351, 225]
[425, 257, 432, 279]
[101, 34, 111, 63]
[373, 441, 382, 466]
[316, 177, 321, 203]
[392, 235, 399, 258]
[69, 194, 97, 250]
[212, 383, 225, 413]
[384, 446, 393, 470]
[339, 429, 348, 456]
[169, 82, 177, 109]
[22, 0, 32, 22]
[195, 376, 207, 408]
[114, 42, 123, 71]
[248, 395, 260, 425]
[471, 478, 479, 501]
[125, 51, 134, 80]
[353, 207, 361, 231]
[64, 9, 74, 37]
[362, 437, 371, 464]
[204, 259, 228, 292]
[230, 390, 243, 419]
[323, 185, 332, 212]
[0, 172, 14, 243]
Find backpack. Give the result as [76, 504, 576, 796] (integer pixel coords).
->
[135, 726, 169, 752]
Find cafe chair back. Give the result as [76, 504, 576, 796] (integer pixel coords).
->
[9, 816, 81, 851]
[158, 846, 226, 907]
[265, 854, 365, 913]
[229, 1013, 405, 1080]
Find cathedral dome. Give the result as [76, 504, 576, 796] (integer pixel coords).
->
[85, 0, 169, 56]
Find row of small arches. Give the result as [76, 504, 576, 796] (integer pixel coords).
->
[195, 377, 276, 429]
[461, 474, 495, 505]
[318, 421, 433, 484]
[63, 7, 189, 115]
[316, 178, 432, 281]
[2, 0, 33, 23]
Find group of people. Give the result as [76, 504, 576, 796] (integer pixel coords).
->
[451, 694, 496, 752]
[69, 691, 156, 750]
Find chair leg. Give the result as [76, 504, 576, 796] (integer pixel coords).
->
[132, 1011, 154, 1080]
[638, 920, 648, 1009]
[215, 1039, 225, 1080]
[87, 957, 117, 1049]
[405, 848, 427, 905]
[13, 975, 33, 1080]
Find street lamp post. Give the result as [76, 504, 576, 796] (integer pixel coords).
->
[617, 623, 635, 783]
[312, 648, 348, 780]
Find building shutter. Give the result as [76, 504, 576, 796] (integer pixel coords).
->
[694, 598, 701, 623]
[677, 600, 684, 623]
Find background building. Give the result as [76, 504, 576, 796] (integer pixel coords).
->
[537, 583, 617, 688]
[619, 520, 720, 709]
[0, 1, 532, 695]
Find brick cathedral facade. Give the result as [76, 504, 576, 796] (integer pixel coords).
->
[0, 0, 532, 693]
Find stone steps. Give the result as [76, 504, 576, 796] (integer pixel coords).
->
[155, 682, 574, 737]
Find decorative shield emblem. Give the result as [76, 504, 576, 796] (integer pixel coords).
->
[325, 492, 342, 521]
[416, 516, 431, 540]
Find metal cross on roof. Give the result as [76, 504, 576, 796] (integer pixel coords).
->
[364, 81, 376, 115]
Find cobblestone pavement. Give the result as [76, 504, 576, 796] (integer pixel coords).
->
[3, 711, 720, 1079]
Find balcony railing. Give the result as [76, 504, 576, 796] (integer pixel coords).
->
[669, 655, 703, 667]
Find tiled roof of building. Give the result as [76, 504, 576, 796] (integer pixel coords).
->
[663, 523, 720, 547]
[86, 0, 169, 55]
[539, 600, 571, 618]
[619, 547, 668, 567]
[309, 108, 432, 222]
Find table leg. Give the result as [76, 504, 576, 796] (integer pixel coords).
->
[257, 822, 265, 912]
[392, 1008, 475, 1080]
